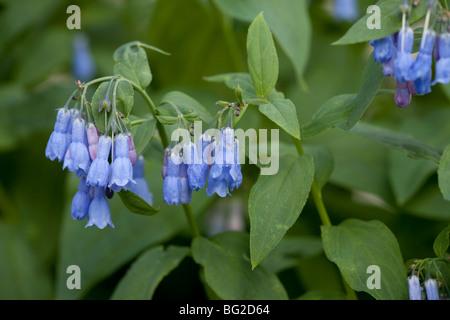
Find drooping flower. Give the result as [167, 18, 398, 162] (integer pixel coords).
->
[86, 135, 112, 188]
[370, 35, 396, 63]
[408, 275, 422, 300]
[206, 127, 242, 197]
[65, 108, 79, 149]
[395, 80, 412, 108]
[184, 134, 211, 191]
[333, 0, 359, 22]
[163, 150, 182, 205]
[45, 108, 71, 162]
[179, 162, 192, 204]
[72, 33, 96, 81]
[71, 176, 92, 220]
[109, 133, 135, 192]
[128, 134, 137, 166]
[128, 155, 153, 205]
[394, 27, 415, 82]
[63, 118, 91, 175]
[410, 30, 435, 95]
[86, 123, 99, 161]
[424, 278, 439, 300]
[433, 34, 450, 85]
[85, 187, 114, 229]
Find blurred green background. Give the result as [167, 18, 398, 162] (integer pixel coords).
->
[0, 0, 449, 300]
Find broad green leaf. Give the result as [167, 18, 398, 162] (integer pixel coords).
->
[118, 189, 159, 215]
[261, 236, 322, 273]
[433, 224, 450, 257]
[116, 80, 134, 117]
[297, 291, 347, 300]
[113, 44, 152, 89]
[303, 145, 334, 190]
[0, 222, 52, 299]
[404, 184, 450, 221]
[129, 115, 156, 155]
[438, 144, 450, 201]
[191, 231, 288, 300]
[334, 0, 427, 45]
[348, 122, 443, 162]
[213, 0, 311, 85]
[247, 13, 278, 98]
[90, 82, 111, 134]
[301, 94, 357, 139]
[389, 149, 437, 206]
[111, 246, 189, 300]
[159, 91, 213, 124]
[321, 219, 408, 300]
[249, 154, 314, 268]
[343, 56, 384, 130]
[259, 99, 300, 139]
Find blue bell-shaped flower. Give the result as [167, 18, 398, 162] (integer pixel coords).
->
[87, 135, 112, 188]
[71, 176, 92, 220]
[85, 187, 114, 229]
[63, 118, 91, 175]
[128, 155, 153, 205]
[45, 108, 71, 162]
[109, 133, 135, 192]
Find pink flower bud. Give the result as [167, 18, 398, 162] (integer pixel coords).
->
[86, 123, 99, 160]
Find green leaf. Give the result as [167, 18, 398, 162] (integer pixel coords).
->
[129, 115, 156, 155]
[259, 99, 300, 139]
[90, 82, 111, 134]
[303, 145, 334, 190]
[246, 12, 278, 98]
[111, 246, 189, 300]
[297, 291, 347, 300]
[191, 231, 288, 300]
[116, 80, 134, 117]
[301, 94, 357, 139]
[349, 122, 443, 162]
[118, 189, 159, 215]
[334, 0, 427, 45]
[261, 236, 322, 273]
[213, 0, 311, 85]
[249, 154, 314, 268]
[438, 144, 450, 201]
[155, 115, 178, 125]
[321, 219, 408, 300]
[433, 224, 450, 257]
[113, 44, 152, 89]
[158, 91, 213, 124]
[404, 184, 450, 221]
[0, 222, 53, 299]
[343, 56, 384, 130]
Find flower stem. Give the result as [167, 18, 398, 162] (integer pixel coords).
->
[293, 137, 357, 299]
[129, 80, 200, 238]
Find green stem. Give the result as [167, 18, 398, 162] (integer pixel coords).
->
[293, 137, 356, 299]
[128, 80, 201, 238]
[183, 204, 200, 238]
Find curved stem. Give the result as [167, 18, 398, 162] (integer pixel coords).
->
[293, 137, 357, 299]
[183, 204, 200, 238]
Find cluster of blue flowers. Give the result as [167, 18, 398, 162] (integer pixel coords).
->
[408, 275, 443, 300]
[45, 106, 153, 229]
[370, 2, 450, 107]
[162, 127, 243, 205]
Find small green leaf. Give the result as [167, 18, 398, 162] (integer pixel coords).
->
[349, 122, 443, 162]
[303, 145, 334, 190]
[113, 44, 152, 89]
[438, 144, 450, 201]
[321, 219, 408, 300]
[191, 231, 288, 300]
[334, 0, 427, 45]
[129, 115, 156, 155]
[433, 224, 450, 257]
[111, 246, 189, 300]
[343, 56, 384, 130]
[155, 115, 178, 125]
[247, 12, 278, 98]
[259, 99, 300, 139]
[301, 94, 357, 139]
[118, 189, 159, 215]
[159, 91, 213, 124]
[249, 154, 314, 268]
[116, 80, 134, 117]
